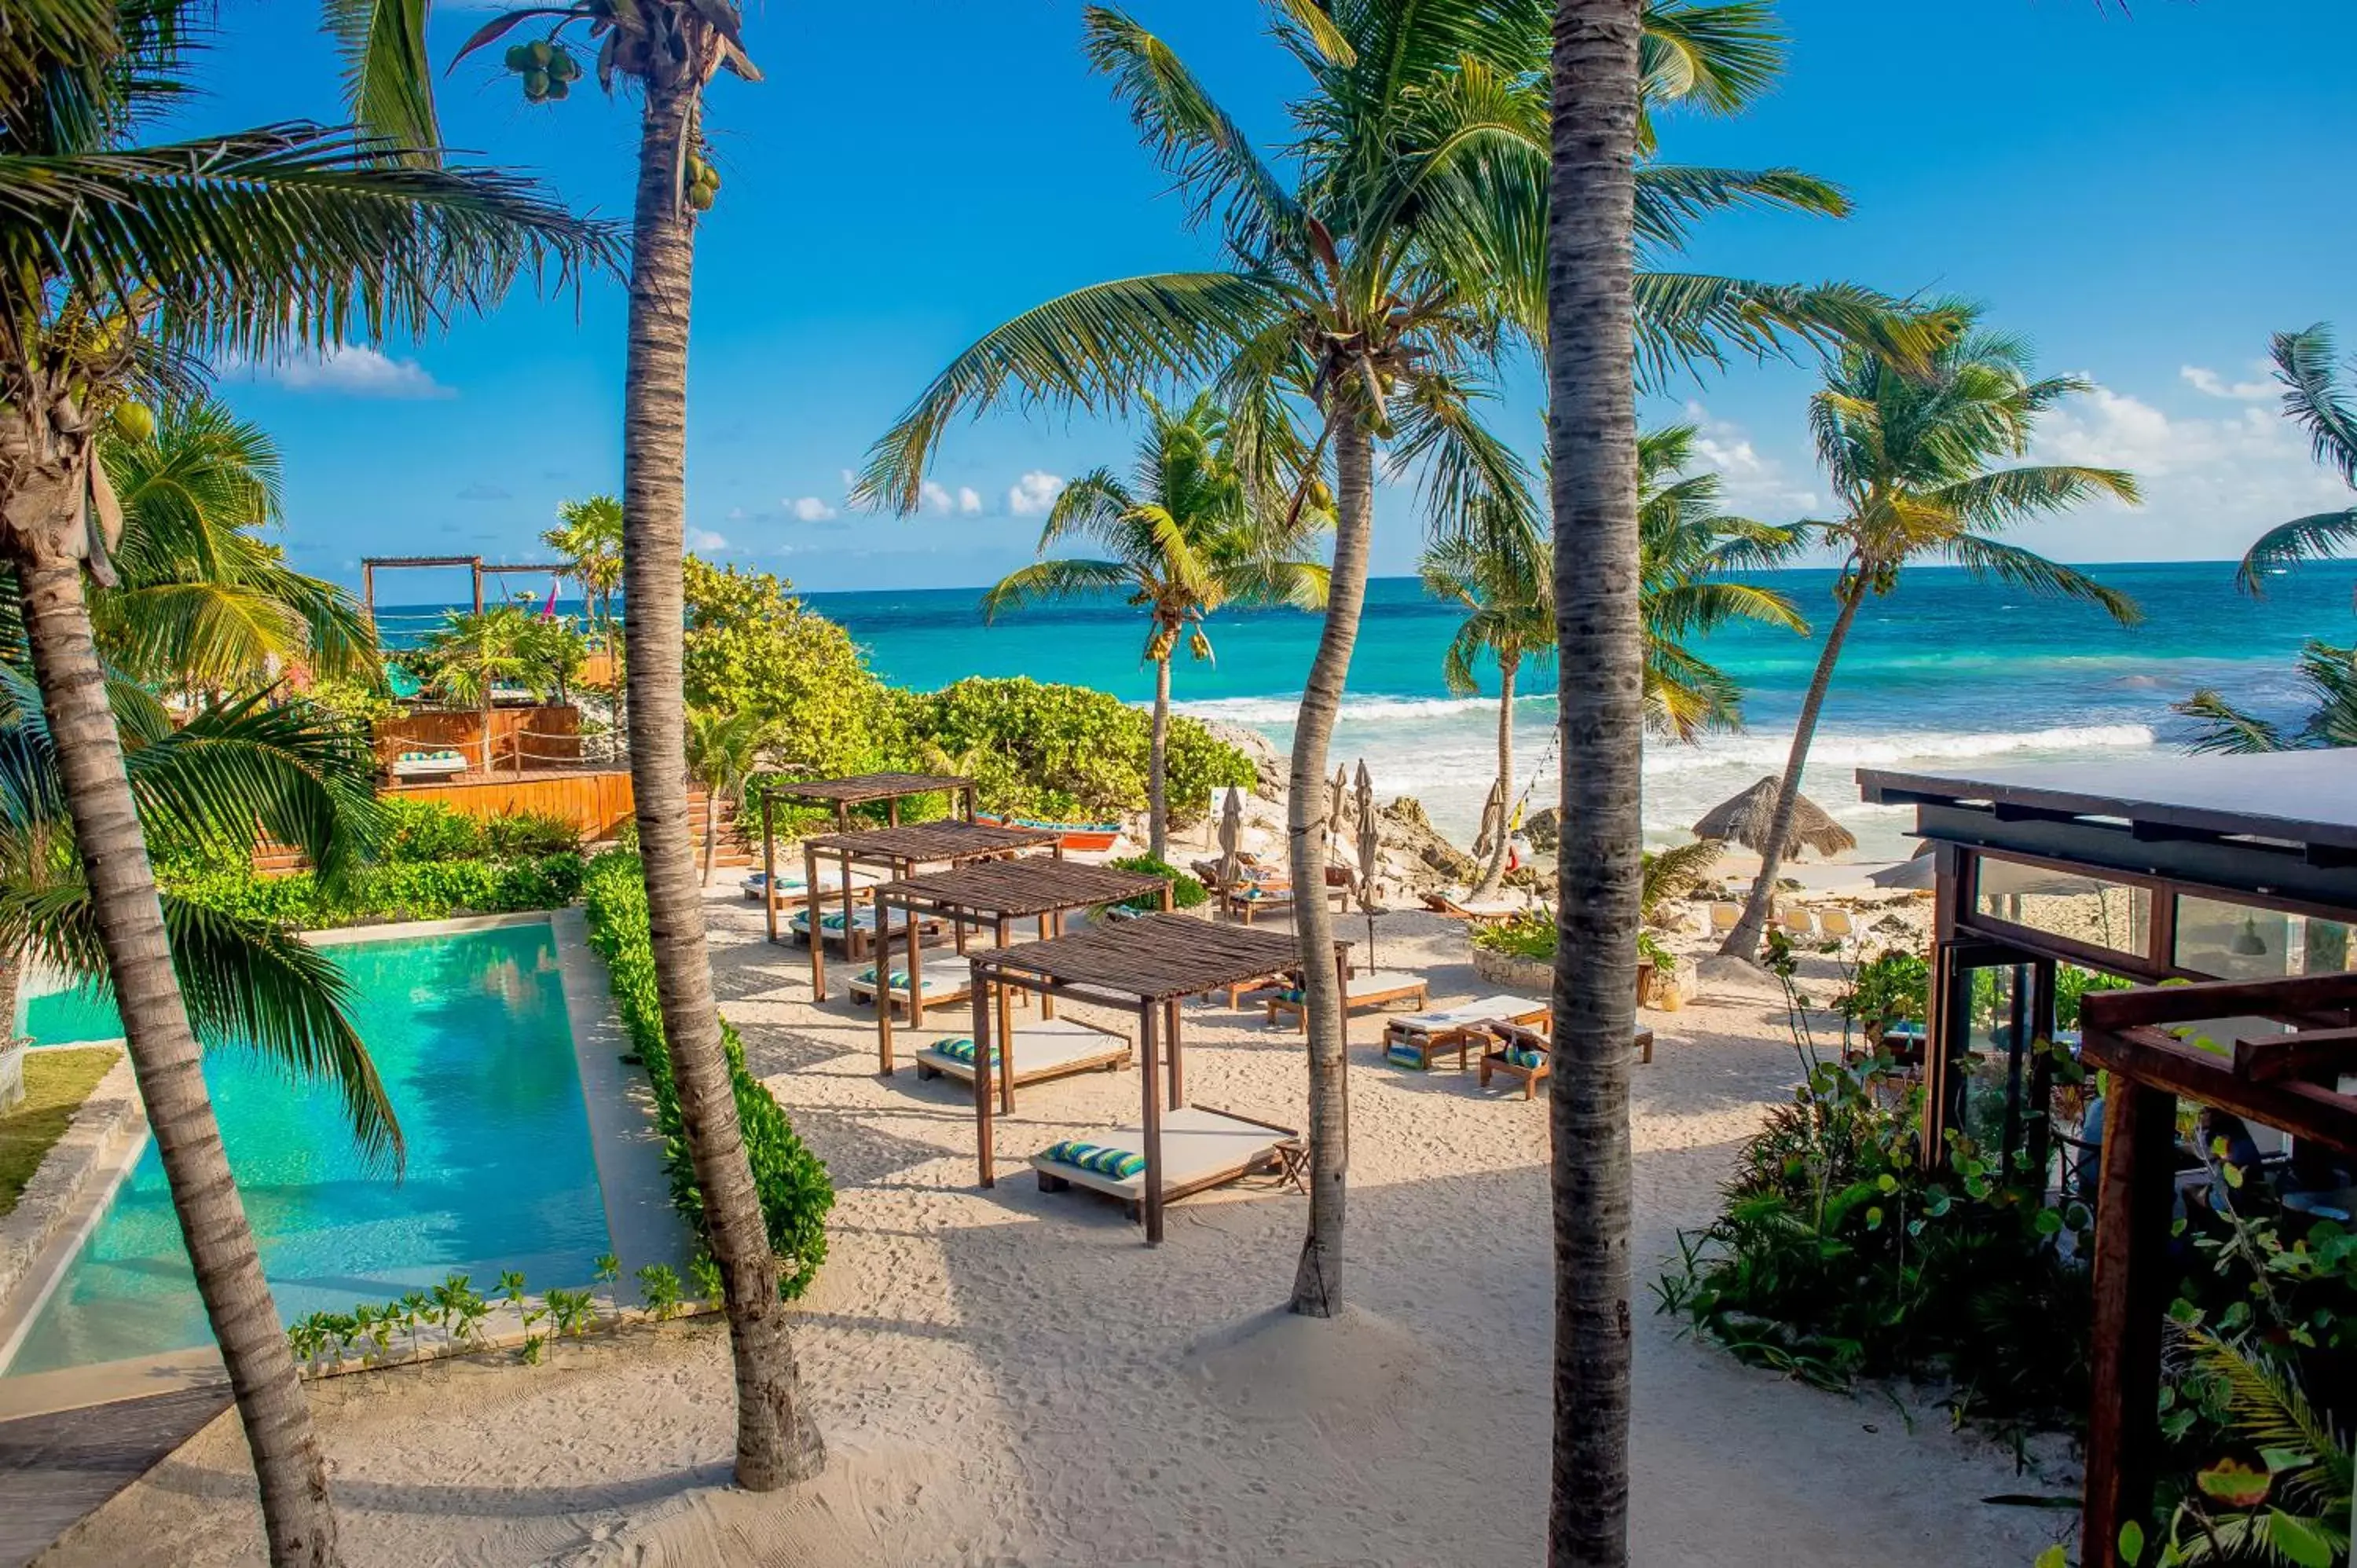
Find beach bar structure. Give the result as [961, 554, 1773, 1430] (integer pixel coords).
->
[794, 819, 1061, 998]
[868, 859, 1173, 1074]
[1857, 751, 2357, 1566]
[962, 915, 1339, 1244]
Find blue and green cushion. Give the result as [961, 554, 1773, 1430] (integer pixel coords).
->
[1384, 1042, 1431, 1068]
[929, 1037, 1000, 1067]
[1498, 1045, 1547, 1070]
[1042, 1140, 1147, 1179]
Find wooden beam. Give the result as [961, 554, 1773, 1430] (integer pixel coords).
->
[761, 794, 778, 946]
[1141, 1002, 1163, 1245]
[2081, 1082, 2179, 1568]
[970, 975, 995, 1187]
[2234, 1026, 2357, 1083]
[2084, 1025, 2357, 1158]
[2081, 971, 2357, 1032]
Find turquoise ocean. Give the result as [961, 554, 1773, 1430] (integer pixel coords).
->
[801, 561, 2357, 862]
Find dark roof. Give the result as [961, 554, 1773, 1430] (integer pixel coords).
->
[878, 859, 1168, 918]
[966, 912, 1314, 1002]
[1857, 750, 2357, 856]
[769, 772, 972, 804]
[801, 820, 1057, 863]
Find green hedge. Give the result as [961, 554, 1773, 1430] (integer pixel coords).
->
[581, 851, 831, 1298]
[167, 854, 587, 928]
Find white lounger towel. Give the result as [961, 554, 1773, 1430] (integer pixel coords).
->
[915, 1015, 1127, 1085]
[1387, 993, 1549, 1039]
[1028, 1105, 1293, 1202]
[790, 903, 921, 937]
[849, 955, 973, 1005]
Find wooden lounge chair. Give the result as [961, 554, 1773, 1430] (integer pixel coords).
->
[1030, 1105, 1301, 1221]
[1477, 1020, 1655, 1099]
[913, 1015, 1130, 1088]
[1266, 970, 1429, 1032]
[1420, 889, 1527, 923]
[1382, 994, 1552, 1071]
[849, 954, 974, 1013]
[790, 903, 939, 958]
[389, 748, 467, 780]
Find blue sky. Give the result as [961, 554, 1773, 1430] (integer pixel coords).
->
[196, 1, 2357, 595]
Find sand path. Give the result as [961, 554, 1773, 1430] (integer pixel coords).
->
[47, 898, 2065, 1567]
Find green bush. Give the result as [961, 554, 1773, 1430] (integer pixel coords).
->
[167, 854, 585, 928]
[1830, 947, 1930, 1038]
[683, 557, 885, 778]
[380, 797, 487, 863]
[1469, 908, 1555, 962]
[482, 809, 583, 861]
[581, 851, 831, 1298]
[1102, 854, 1208, 912]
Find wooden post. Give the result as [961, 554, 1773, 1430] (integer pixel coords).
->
[361, 561, 375, 621]
[905, 889, 927, 1031]
[994, 916, 1015, 1115]
[888, 796, 901, 827]
[1165, 998, 1184, 1110]
[971, 973, 995, 1187]
[962, 783, 976, 822]
[762, 793, 779, 945]
[2082, 1080, 2179, 1567]
[1140, 1001, 1164, 1245]
[471, 560, 484, 614]
[877, 888, 897, 1075]
[805, 841, 827, 1000]
[1040, 909, 1058, 1021]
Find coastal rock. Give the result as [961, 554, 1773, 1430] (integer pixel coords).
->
[1378, 796, 1477, 889]
[1523, 806, 1560, 854]
[1199, 719, 1285, 801]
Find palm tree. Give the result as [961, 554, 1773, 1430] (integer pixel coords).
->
[543, 493, 625, 635]
[521, 613, 590, 709]
[685, 705, 778, 885]
[1636, 423, 1809, 738]
[93, 400, 378, 696]
[859, 0, 1888, 1322]
[1422, 526, 1552, 899]
[455, 0, 823, 1488]
[0, 10, 611, 1557]
[981, 391, 1328, 860]
[1547, 4, 1648, 1559]
[417, 603, 541, 773]
[1718, 311, 2144, 962]
[2231, 324, 2357, 592]
[2177, 640, 2357, 753]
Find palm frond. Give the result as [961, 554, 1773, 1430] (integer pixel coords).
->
[977, 558, 1135, 621]
[2175, 689, 2288, 756]
[2269, 324, 2357, 489]
[1638, 0, 1786, 118]
[2237, 508, 2357, 595]
[1943, 533, 2143, 625]
[321, 0, 440, 164]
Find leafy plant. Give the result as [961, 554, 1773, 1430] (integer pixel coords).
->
[583, 851, 833, 1298]
[1831, 947, 1930, 1042]
[637, 1262, 684, 1321]
[690, 1252, 724, 1306]
[165, 853, 587, 929]
[1470, 909, 1557, 963]
[1101, 854, 1208, 913]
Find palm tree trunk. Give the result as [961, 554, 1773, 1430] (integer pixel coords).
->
[1473, 658, 1518, 900]
[621, 73, 821, 1489]
[10, 546, 340, 1566]
[1286, 412, 1374, 1319]
[1, 937, 24, 1046]
[1547, 3, 1644, 1563]
[1719, 574, 1866, 962]
[480, 690, 495, 776]
[1147, 650, 1171, 862]
[701, 786, 717, 887]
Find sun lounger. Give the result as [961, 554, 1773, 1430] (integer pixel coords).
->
[1778, 905, 1817, 938]
[849, 954, 973, 1012]
[1420, 890, 1526, 923]
[915, 1015, 1130, 1089]
[790, 903, 940, 958]
[389, 748, 467, 780]
[1477, 1020, 1655, 1099]
[1029, 1104, 1300, 1220]
[1266, 970, 1429, 1032]
[1382, 994, 1552, 1070]
[742, 866, 885, 905]
[1708, 901, 1742, 934]
[1817, 908, 1855, 940]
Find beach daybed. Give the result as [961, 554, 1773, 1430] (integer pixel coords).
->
[790, 903, 940, 958]
[1382, 995, 1552, 1070]
[389, 748, 467, 780]
[1478, 1020, 1655, 1099]
[915, 1015, 1130, 1089]
[849, 954, 973, 1013]
[1030, 1105, 1301, 1221]
[1266, 971, 1429, 1031]
[1420, 889, 1526, 923]
[742, 866, 886, 905]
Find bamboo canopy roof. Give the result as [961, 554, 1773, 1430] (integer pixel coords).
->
[770, 771, 973, 805]
[878, 859, 1167, 918]
[803, 820, 1054, 862]
[1693, 776, 1859, 859]
[966, 912, 1311, 1003]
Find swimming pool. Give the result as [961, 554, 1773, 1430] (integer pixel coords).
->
[5, 921, 613, 1376]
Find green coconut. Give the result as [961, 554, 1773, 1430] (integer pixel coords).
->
[504, 42, 533, 71]
[545, 75, 569, 99]
[685, 184, 716, 212]
[522, 68, 549, 99]
[526, 38, 553, 66]
[548, 48, 580, 81]
[109, 401, 155, 444]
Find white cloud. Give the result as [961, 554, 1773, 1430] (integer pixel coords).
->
[957, 485, 984, 515]
[919, 480, 955, 515]
[2180, 365, 2276, 402]
[263, 345, 451, 399]
[1680, 401, 1821, 518]
[1007, 471, 1065, 517]
[787, 496, 838, 522]
[687, 528, 729, 552]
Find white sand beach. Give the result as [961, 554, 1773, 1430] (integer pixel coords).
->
[46, 894, 2062, 1568]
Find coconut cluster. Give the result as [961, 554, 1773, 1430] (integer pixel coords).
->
[503, 38, 582, 103]
[684, 152, 723, 212]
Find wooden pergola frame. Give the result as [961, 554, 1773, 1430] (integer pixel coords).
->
[962, 914, 1340, 1244]
[867, 859, 1173, 1074]
[360, 555, 570, 621]
[791, 820, 1060, 999]
[757, 772, 978, 950]
[2076, 973, 2357, 1568]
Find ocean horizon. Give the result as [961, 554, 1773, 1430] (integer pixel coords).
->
[380, 558, 2357, 861]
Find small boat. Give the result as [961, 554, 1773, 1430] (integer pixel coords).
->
[974, 809, 1123, 853]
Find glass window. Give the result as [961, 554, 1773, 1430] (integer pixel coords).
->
[2174, 895, 2356, 980]
[1974, 856, 2153, 958]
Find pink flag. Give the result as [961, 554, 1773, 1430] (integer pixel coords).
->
[541, 581, 559, 620]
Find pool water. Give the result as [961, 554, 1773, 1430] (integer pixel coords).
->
[6, 922, 612, 1375]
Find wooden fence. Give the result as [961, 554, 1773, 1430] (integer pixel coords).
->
[388, 769, 636, 842]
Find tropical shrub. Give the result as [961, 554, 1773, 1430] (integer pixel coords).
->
[681, 556, 884, 778]
[1101, 854, 1208, 912]
[1831, 947, 1930, 1039]
[480, 809, 583, 861]
[581, 851, 831, 1298]
[167, 855, 586, 928]
[1470, 908, 1556, 962]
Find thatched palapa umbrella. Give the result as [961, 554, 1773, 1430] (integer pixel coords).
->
[1693, 776, 1858, 861]
[1354, 760, 1383, 964]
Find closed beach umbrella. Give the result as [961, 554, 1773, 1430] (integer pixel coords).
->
[1475, 776, 1506, 860]
[1328, 764, 1349, 856]
[1692, 776, 1859, 861]
[1218, 786, 1244, 896]
[1868, 850, 1937, 892]
[1354, 760, 1383, 962]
